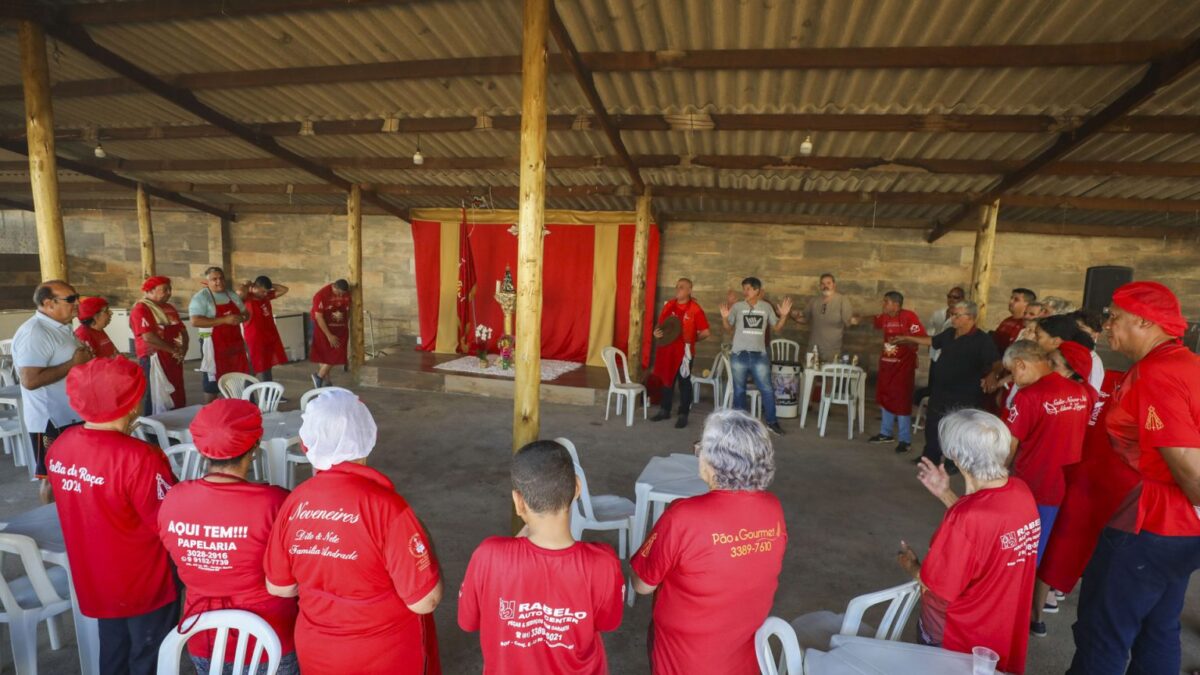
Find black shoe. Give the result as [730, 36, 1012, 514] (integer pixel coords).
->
[1043, 602, 1060, 614]
[279, 396, 290, 403]
[310, 373, 321, 388]
[650, 411, 670, 422]
[1030, 621, 1047, 638]
[894, 442, 911, 454]
[867, 434, 895, 444]
[768, 423, 785, 435]
[674, 415, 689, 429]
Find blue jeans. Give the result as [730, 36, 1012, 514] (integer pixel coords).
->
[191, 651, 299, 675]
[1068, 527, 1200, 675]
[879, 410, 912, 443]
[730, 351, 777, 424]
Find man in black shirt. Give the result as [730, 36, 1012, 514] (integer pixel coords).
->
[891, 300, 999, 471]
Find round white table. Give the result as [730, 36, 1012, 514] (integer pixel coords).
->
[804, 635, 1009, 674]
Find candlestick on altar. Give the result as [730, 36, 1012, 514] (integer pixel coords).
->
[495, 267, 517, 369]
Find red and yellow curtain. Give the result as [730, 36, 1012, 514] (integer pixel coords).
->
[411, 209, 660, 366]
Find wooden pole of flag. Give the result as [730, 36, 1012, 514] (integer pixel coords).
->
[969, 200, 1000, 327]
[512, 0, 549, 531]
[627, 189, 652, 380]
[19, 21, 68, 282]
[136, 183, 156, 278]
[347, 183, 365, 382]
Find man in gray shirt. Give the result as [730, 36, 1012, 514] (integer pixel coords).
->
[793, 273, 858, 360]
[720, 276, 793, 434]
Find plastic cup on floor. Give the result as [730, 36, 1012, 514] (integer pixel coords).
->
[972, 646, 1000, 675]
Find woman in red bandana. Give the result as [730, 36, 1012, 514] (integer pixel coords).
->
[158, 399, 299, 675]
[1067, 281, 1200, 675]
[131, 276, 188, 412]
[74, 296, 118, 358]
[239, 275, 290, 382]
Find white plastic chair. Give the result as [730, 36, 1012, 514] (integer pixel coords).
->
[912, 396, 928, 433]
[755, 616, 803, 675]
[722, 377, 763, 418]
[770, 339, 802, 363]
[789, 580, 921, 652]
[692, 352, 729, 405]
[557, 438, 634, 559]
[0, 340, 14, 385]
[161, 443, 207, 482]
[0, 399, 33, 477]
[157, 609, 282, 675]
[0, 533, 73, 675]
[242, 382, 284, 413]
[218, 373, 260, 400]
[601, 347, 647, 427]
[299, 386, 344, 412]
[818, 364, 862, 439]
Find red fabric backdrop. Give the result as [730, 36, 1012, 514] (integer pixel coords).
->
[411, 219, 659, 363]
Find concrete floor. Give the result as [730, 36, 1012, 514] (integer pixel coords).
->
[3, 362, 1199, 675]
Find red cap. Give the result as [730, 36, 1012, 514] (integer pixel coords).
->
[141, 276, 171, 292]
[76, 296, 109, 321]
[190, 399, 263, 460]
[66, 358, 146, 423]
[1057, 341, 1093, 385]
[1111, 281, 1188, 337]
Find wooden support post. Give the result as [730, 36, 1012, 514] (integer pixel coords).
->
[19, 21, 67, 281]
[512, 0, 549, 532]
[627, 189, 652, 380]
[969, 200, 1000, 327]
[347, 184, 365, 382]
[136, 183, 156, 278]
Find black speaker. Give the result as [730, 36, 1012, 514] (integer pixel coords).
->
[1083, 266, 1134, 313]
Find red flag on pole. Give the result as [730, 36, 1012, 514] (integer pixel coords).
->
[456, 207, 477, 353]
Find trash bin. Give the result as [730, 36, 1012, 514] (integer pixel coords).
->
[772, 360, 802, 418]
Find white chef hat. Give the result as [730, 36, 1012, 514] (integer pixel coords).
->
[299, 388, 378, 471]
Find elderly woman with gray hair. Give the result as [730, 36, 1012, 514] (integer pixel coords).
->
[631, 409, 787, 675]
[896, 409, 1040, 674]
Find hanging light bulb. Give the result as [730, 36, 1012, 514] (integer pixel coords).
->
[412, 135, 424, 165]
[798, 135, 813, 157]
[94, 142, 107, 159]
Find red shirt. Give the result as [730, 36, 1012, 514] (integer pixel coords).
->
[1104, 341, 1200, 536]
[992, 316, 1025, 353]
[46, 427, 178, 618]
[656, 299, 710, 347]
[158, 478, 298, 660]
[873, 309, 926, 365]
[264, 462, 441, 675]
[921, 479, 1039, 674]
[311, 284, 351, 331]
[74, 325, 117, 358]
[458, 537, 624, 674]
[631, 490, 787, 675]
[130, 300, 183, 359]
[1004, 372, 1090, 506]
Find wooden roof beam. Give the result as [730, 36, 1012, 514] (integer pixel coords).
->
[0, 196, 34, 211]
[0, 138, 235, 219]
[58, 0, 421, 25]
[547, 2, 642, 192]
[35, 21, 409, 221]
[927, 32, 1200, 242]
[0, 42, 1186, 102]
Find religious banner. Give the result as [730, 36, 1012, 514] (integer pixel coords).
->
[455, 207, 477, 354]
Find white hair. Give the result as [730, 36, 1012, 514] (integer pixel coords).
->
[1041, 296, 1077, 315]
[1002, 339, 1048, 370]
[953, 300, 978, 319]
[938, 409, 1011, 482]
[699, 409, 775, 491]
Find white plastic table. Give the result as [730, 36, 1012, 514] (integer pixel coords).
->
[630, 454, 708, 553]
[804, 635, 1009, 674]
[799, 367, 867, 432]
[260, 410, 306, 488]
[0, 384, 20, 405]
[0, 503, 100, 675]
[138, 404, 205, 443]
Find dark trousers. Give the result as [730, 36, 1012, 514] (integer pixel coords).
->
[1068, 527, 1200, 675]
[98, 596, 181, 675]
[658, 367, 694, 416]
[920, 409, 945, 464]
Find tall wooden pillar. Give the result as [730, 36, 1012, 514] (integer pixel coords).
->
[136, 183, 156, 278]
[969, 200, 1000, 327]
[19, 21, 67, 281]
[627, 190, 652, 379]
[347, 184, 365, 382]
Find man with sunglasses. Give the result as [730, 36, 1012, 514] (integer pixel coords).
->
[12, 280, 92, 503]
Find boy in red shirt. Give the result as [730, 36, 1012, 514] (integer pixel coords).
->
[458, 440, 624, 673]
[1002, 340, 1090, 637]
[50, 357, 179, 675]
[158, 399, 299, 675]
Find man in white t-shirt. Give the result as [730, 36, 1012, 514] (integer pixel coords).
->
[12, 280, 91, 503]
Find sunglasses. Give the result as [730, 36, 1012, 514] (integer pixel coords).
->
[947, 295, 964, 300]
[54, 294, 80, 304]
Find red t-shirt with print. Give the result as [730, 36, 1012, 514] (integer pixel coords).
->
[74, 325, 117, 358]
[1004, 372, 1090, 506]
[921, 479, 1040, 674]
[992, 316, 1025, 354]
[631, 490, 786, 675]
[458, 537, 624, 674]
[264, 462, 441, 675]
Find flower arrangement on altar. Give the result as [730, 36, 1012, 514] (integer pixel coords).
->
[474, 324, 494, 367]
[496, 334, 515, 370]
